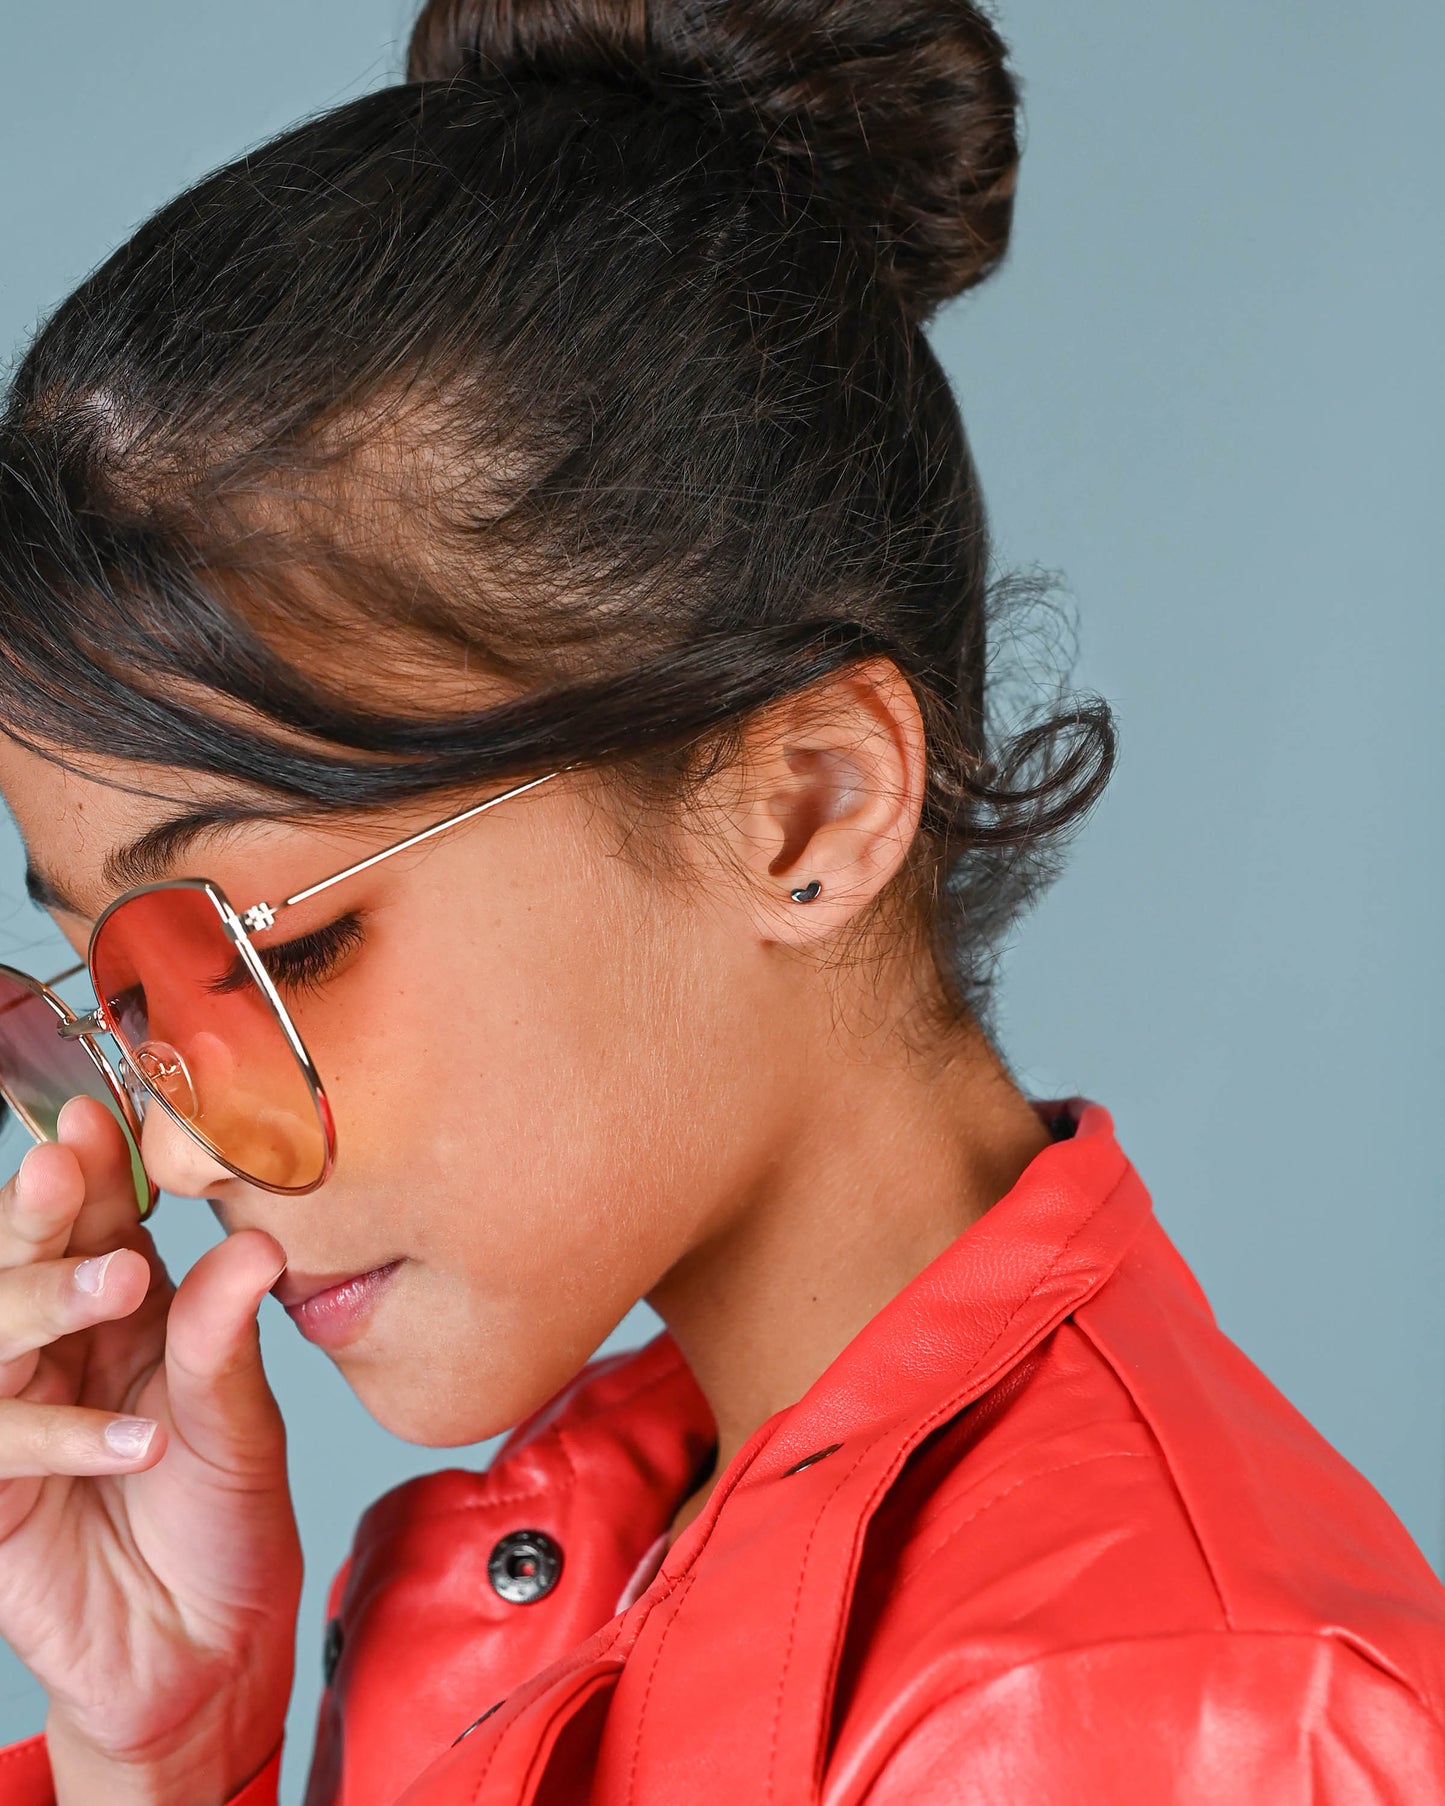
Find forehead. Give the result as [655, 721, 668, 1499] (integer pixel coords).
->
[0, 735, 280, 922]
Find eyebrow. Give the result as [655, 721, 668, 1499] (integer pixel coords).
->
[24, 805, 284, 922]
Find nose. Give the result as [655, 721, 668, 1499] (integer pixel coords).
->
[138, 1094, 235, 1200]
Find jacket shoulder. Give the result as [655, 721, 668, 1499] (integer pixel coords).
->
[1076, 1218, 1445, 1692]
[829, 1218, 1445, 1796]
[844, 1630, 1445, 1806]
[833, 1314, 1228, 1742]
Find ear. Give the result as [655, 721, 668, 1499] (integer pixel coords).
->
[723, 657, 928, 944]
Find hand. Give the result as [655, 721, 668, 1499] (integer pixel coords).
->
[0, 1096, 301, 1805]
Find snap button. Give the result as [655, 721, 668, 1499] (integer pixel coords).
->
[322, 1616, 343, 1686]
[488, 1529, 563, 1604]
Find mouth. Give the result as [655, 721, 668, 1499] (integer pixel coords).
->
[272, 1260, 403, 1350]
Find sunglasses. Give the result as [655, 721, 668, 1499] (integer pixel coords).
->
[0, 770, 563, 1207]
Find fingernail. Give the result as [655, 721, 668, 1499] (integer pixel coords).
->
[103, 1417, 157, 1460]
[56, 1096, 98, 1143]
[74, 1253, 115, 1295]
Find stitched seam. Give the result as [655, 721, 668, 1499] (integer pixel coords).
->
[623, 1569, 697, 1806]
[765, 1438, 879, 1802]
[1071, 1305, 1236, 1627]
[835, 1153, 1138, 1600]
[800, 1155, 1138, 1793]
[902, 1449, 1149, 1577]
[652, 1426, 774, 1589]
[441, 1359, 688, 1539]
[953, 1150, 1134, 1398]
[498, 1359, 687, 1470]
[369, 1483, 556, 1531]
[871, 1154, 1137, 1485]
[466, 1620, 629, 1806]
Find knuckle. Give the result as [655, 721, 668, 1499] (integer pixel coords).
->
[0, 1401, 88, 1475]
[0, 1352, 40, 1398]
[0, 1261, 91, 1364]
[0, 1196, 75, 1257]
[15, 1356, 68, 1409]
[0, 1323, 36, 1373]
[0, 1398, 43, 1471]
[0, 1207, 47, 1254]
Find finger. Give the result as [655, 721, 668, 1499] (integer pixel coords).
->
[0, 1396, 166, 1478]
[0, 1142, 87, 1268]
[165, 1230, 288, 1479]
[0, 1247, 151, 1378]
[56, 1096, 147, 1256]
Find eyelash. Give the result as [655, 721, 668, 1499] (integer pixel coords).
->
[210, 913, 366, 998]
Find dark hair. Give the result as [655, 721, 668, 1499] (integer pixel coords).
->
[0, 0, 1113, 1025]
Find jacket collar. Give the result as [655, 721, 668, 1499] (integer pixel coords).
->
[671, 1095, 1149, 1529]
[585, 1097, 1156, 1803]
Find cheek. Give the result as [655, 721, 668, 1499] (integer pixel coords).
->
[287, 875, 753, 1444]
[284, 860, 758, 1387]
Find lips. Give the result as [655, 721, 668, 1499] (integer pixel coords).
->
[273, 1259, 403, 1349]
[272, 1265, 388, 1309]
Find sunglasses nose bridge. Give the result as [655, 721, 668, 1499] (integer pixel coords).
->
[131, 1039, 198, 1117]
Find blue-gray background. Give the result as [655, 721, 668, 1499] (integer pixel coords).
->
[1, 4, 1440, 1798]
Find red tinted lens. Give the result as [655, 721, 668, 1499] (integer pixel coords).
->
[0, 968, 152, 1216]
[90, 886, 330, 1192]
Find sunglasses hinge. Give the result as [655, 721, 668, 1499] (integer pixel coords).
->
[57, 1006, 107, 1041]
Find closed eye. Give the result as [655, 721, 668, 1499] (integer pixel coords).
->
[209, 913, 366, 998]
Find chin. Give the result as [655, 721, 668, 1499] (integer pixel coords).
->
[344, 1378, 518, 1446]
[334, 1345, 570, 1448]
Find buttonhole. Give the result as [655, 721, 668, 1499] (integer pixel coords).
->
[782, 1442, 842, 1476]
[453, 1700, 505, 1745]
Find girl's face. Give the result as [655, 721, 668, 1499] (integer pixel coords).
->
[0, 742, 800, 1443]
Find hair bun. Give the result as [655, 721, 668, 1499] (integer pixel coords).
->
[407, 1, 1021, 319]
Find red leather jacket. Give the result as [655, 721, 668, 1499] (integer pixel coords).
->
[5, 1097, 1445, 1803]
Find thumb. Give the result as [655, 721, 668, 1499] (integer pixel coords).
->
[163, 1230, 288, 1479]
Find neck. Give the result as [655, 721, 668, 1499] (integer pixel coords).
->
[650, 1008, 1054, 1541]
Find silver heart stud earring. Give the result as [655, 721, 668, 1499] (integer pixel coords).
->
[789, 880, 823, 903]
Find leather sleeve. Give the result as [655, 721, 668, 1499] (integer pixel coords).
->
[0, 1733, 282, 1805]
[0, 1733, 50, 1805]
[221, 1741, 285, 1806]
[855, 1633, 1445, 1806]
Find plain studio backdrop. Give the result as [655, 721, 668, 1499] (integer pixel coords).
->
[0, 5, 1441, 1799]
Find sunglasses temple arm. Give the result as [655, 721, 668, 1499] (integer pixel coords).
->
[37, 779, 565, 1037]
[271, 768, 568, 917]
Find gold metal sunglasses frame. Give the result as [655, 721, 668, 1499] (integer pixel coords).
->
[0, 769, 566, 1199]
[0, 963, 158, 1217]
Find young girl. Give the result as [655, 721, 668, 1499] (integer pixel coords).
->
[0, 4, 1440, 1803]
